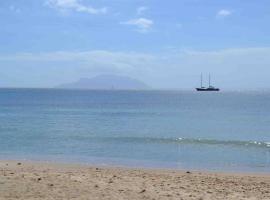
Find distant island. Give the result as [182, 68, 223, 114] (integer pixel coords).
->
[56, 75, 149, 90]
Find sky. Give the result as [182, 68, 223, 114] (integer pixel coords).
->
[0, 0, 270, 89]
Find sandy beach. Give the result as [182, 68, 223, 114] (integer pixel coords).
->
[0, 160, 269, 200]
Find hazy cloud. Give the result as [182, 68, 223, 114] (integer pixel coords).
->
[176, 23, 183, 29]
[9, 5, 21, 13]
[1, 47, 270, 89]
[0, 51, 156, 74]
[137, 6, 148, 15]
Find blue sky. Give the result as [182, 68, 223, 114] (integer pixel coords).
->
[0, 0, 270, 89]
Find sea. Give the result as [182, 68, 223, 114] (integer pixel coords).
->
[0, 88, 270, 172]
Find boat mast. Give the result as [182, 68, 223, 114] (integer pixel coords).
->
[208, 73, 211, 87]
[201, 73, 203, 88]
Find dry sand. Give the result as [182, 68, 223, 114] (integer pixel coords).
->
[0, 160, 270, 200]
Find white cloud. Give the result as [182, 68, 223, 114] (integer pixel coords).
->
[137, 6, 148, 15]
[216, 9, 232, 18]
[121, 18, 153, 33]
[45, 0, 107, 15]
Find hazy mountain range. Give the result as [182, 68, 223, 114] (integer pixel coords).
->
[56, 75, 149, 90]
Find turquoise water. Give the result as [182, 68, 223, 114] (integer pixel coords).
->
[0, 89, 270, 172]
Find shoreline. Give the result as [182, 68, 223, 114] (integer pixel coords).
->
[1, 156, 270, 174]
[1, 160, 270, 199]
[1, 158, 270, 176]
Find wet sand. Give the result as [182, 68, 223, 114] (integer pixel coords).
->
[0, 160, 269, 200]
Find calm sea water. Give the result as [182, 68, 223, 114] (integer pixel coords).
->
[0, 89, 270, 172]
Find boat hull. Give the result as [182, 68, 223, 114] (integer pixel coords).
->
[196, 88, 220, 91]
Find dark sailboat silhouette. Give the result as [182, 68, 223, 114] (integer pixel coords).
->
[196, 74, 220, 91]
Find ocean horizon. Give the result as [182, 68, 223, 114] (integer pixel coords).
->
[1, 88, 270, 172]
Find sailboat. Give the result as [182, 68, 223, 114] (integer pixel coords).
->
[196, 74, 220, 91]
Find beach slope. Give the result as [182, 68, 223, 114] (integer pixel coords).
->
[0, 161, 269, 200]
